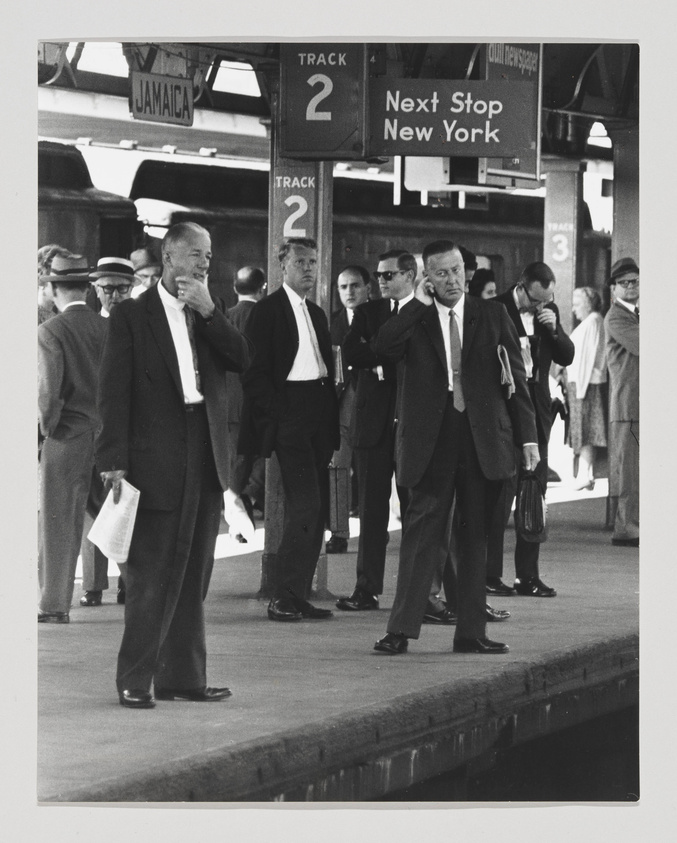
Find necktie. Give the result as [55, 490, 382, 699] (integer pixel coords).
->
[392, 300, 399, 315]
[301, 300, 327, 377]
[184, 306, 202, 394]
[449, 310, 465, 412]
[635, 306, 639, 321]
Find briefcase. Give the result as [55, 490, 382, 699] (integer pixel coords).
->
[328, 465, 350, 533]
[515, 471, 548, 543]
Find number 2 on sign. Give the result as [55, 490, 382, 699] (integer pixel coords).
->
[306, 74, 333, 121]
[283, 195, 308, 237]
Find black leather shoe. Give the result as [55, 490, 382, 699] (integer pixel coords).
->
[336, 589, 379, 611]
[119, 689, 155, 708]
[453, 637, 509, 654]
[486, 577, 517, 596]
[422, 607, 457, 625]
[326, 535, 348, 554]
[292, 598, 334, 619]
[374, 632, 408, 654]
[79, 590, 102, 607]
[513, 577, 557, 597]
[155, 686, 232, 702]
[38, 611, 69, 624]
[611, 537, 639, 547]
[267, 598, 303, 621]
[486, 604, 510, 621]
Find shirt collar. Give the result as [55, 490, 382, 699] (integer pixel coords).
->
[158, 278, 185, 311]
[61, 300, 87, 311]
[433, 293, 465, 320]
[394, 290, 415, 309]
[616, 297, 637, 314]
[282, 282, 305, 307]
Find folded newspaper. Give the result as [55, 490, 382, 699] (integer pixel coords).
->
[497, 344, 516, 398]
[87, 479, 140, 562]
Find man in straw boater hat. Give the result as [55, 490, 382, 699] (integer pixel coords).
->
[38, 254, 108, 623]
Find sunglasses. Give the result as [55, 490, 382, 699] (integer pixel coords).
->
[373, 270, 405, 281]
[99, 284, 132, 295]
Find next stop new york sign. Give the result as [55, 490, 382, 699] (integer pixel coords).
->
[367, 78, 538, 158]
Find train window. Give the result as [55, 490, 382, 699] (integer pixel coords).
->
[38, 147, 92, 190]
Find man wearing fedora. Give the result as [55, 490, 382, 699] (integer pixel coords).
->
[78, 258, 137, 609]
[130, 246, 162, 298]
[38, 254, 108, 623]
[605, 257, 640, 547]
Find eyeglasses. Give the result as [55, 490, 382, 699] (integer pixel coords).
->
[520, 284, 554, 310]
[374, 270, 405, 281]
[99, 284, 132, 295]
[615, 277, 639, 288]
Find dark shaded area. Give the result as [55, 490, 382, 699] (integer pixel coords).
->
[381, 705, 639, 802]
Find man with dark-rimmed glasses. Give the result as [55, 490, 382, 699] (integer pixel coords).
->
[335, 250, 415, 612]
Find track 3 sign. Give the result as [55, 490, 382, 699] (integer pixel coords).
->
[279, 44, 368, 159]
[367, 78, 537, 157]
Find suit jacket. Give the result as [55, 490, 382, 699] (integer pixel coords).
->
[38, 304, 108, 440]
[374, 296, 537, 488]
[604, 301, 639, 422]
[343, 298, 399, 449]
[95, 283, 252, 511]
[239, 286, 340, 458]
[225, 299, 257, 425]
[495, 287, 575, 443]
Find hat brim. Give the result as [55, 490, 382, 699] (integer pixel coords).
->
[90, 271, 136, 281]
[41, 273, 93, 284]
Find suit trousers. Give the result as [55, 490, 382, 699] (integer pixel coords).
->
[274, 380, 336, 600]
[387, 397, 501, 640]
[329, 411, 354, 540]
[228, 421, 265, 506]
[608, 420, 639, 541]
[38, 429, 97, 614]
[353, 423, 410, 596]
[116, 405, 222, 694]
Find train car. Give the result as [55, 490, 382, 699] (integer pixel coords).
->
[38, 141, 140, 263]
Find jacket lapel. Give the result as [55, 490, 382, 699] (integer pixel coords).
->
[146, 284, 184, 400]
[462, 295, 479, 360]
[421, 304, 448, 372]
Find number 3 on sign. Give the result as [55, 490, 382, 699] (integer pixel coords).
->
[551, 234, 569, 262]
[283, 195, 308, 237]
[306, 74, 333, 121]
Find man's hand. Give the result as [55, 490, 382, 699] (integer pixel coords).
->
[176, 275, 215, 319]
[521, 444, 540, 472]
[100, 469, 127, 504]
[535, 306, 557, 333]
[414, 279, 434, 306]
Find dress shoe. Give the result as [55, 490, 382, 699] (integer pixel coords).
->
[374, 632, 408, 654]
[267, 598, 303, 621]
[38, 611, 69, 624]
[79, 590, 102, 607]
[422, 607, 457, 625]
[291, 597, 334, 619]
[513, 577, 557, 597]
[119, 689, 155, 708]
[611, 537, 639, 547]
[453, 637, 509, 654]
[325, 534, 348, 554]
[486, 577, 516, 597]
[336, 588, 379, 611]
[486, 604, 510, 622]
[155, 686, 232, 702]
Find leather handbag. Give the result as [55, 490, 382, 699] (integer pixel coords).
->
[515, 471, 548, 543]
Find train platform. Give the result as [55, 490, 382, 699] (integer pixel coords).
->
[37, 480, 639, 803]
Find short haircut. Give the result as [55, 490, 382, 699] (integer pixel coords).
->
[468, 268, 495, 297]
[339, 265, 371, 286]
[422, 239, 459, 267]
[520, 261, 556, 289]
[234, 266, 266, 295]
[575, 285, 602, 313]
[459, 246, 478, 271]
[377, 249, 417, 276]
[278, 237, 317, 263]
[50, 280, 90, 294]
[162, 222, 210, 256]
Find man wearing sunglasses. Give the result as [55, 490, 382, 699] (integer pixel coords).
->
[488, 262, 574, 598]
[335, 250, 415, 612]
[605, 258, 639, 548]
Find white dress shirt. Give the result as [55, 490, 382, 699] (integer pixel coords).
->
[157, 280, 203, 404]
[283, 283, 328, 380]
[434, 294, 465, 391]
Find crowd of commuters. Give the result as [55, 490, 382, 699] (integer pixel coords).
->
[37, 226, 639, 706]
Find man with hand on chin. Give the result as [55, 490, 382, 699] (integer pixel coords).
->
[371, 240, 538, 656]
[96, 222, 252, 708]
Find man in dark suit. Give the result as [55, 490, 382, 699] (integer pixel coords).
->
[487, 262, 575, 597]
[371, 240, 538, 655]
[334, 250, 415, 611]
[223, 266, 267, 540]
[325, 265, 371, 554]
[239, 237, 340, 622]
[604, 257, 639, 547]
[96, 222, 252, 708]
[38, 254, 108, 624]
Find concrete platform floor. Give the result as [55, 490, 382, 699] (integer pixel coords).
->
[36, 485, 639, 803]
